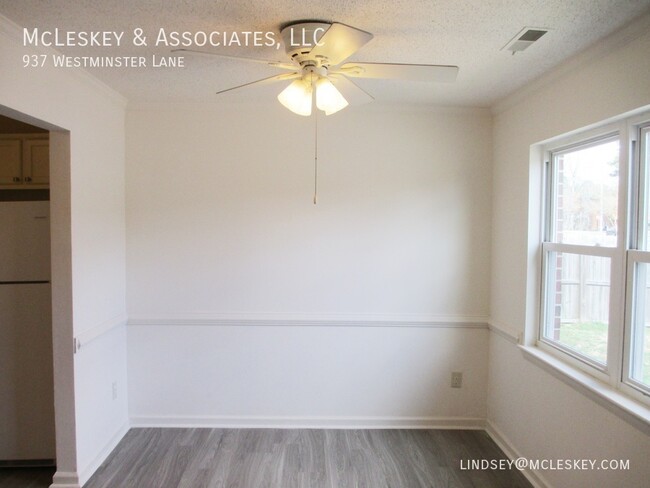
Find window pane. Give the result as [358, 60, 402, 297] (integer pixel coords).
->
[552, 139, 619, 246]
[643, 128, 650, 250]
[630, 262, 650, 389]
[544, 252, 610, 364]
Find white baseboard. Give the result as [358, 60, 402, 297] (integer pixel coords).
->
[130, 415, 486, 430]
[77, 422, 130, 486]
[485, 419, 551, 488]
[49, 471, 80, 488]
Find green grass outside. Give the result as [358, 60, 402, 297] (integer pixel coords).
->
[559, 321, 650, 385]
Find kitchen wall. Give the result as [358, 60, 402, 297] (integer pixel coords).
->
[0, 14, 127, 487]
[488, 13, 650, 488]
[126, 103, 493, 425]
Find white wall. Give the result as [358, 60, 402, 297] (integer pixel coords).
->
[489, 334, 650, 488]
[126, 103, 493, 425]
[0, 15, 127, 487]
[489, 14, 650, 488]
[126, 104, 491, 319]
[129, 325, 489, 426]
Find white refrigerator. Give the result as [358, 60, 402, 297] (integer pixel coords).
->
[0, 200, 56, 463]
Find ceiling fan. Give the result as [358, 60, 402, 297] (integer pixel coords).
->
[174, 21, 459, 116]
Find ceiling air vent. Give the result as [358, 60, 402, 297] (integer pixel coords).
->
[502, 27, 549, 53]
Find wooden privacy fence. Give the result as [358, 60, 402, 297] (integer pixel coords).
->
[560, 253, 610, 324]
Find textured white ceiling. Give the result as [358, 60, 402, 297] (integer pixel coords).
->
[1, 0, 649, 106]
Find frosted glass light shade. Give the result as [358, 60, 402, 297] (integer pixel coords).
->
[316, 78, 348, 115]
[278, 79, 313, 116]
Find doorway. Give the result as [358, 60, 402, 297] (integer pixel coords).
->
[0, 106, 74, 488]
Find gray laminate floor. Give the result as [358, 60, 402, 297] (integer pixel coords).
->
[0, 467, 56, 488]
[85, 428, 532, 488]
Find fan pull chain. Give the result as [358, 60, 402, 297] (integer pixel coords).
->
[314, 104, 318, 205]
[311, 70, 318, 205]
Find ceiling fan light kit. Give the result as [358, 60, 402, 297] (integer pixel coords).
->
[278, 78, 313, 116]
[277, 67, 349, 117]
[315, 77, 348, 115]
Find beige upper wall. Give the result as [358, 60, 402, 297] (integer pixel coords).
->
[490, 13, 650, 332]
[125, 104, 492, 320]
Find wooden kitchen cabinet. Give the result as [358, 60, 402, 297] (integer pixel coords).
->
[0, 135, 49, 189]
[0, 138, 22, 186]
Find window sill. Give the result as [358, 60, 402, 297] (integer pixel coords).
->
[519, 345, 650, 435]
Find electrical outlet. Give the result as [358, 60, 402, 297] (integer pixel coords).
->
[112, 382, 118, 400]
[451, 372, 463, 388]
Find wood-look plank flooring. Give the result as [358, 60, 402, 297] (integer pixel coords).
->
[0, 467, 55, 488]
[85, 428, 532, 488]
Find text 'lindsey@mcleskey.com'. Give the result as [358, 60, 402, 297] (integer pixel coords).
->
[460, 458, 630, 471]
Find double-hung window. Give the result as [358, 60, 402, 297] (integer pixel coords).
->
[540, 113, 650, 405]
[625, 123, 650, 396]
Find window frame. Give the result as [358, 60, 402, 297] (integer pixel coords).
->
[621, 121, 650, 403]
[537, 117, 650, 405]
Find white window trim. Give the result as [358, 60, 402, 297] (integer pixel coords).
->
[524, 107, 650, 430]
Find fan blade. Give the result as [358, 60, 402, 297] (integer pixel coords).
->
[308, 23, 373, 66]
[337, 62, 459, 82]
[172, 48, 296, 70]
[329, 74, 374, 106]
[216, 72, 300, 95]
